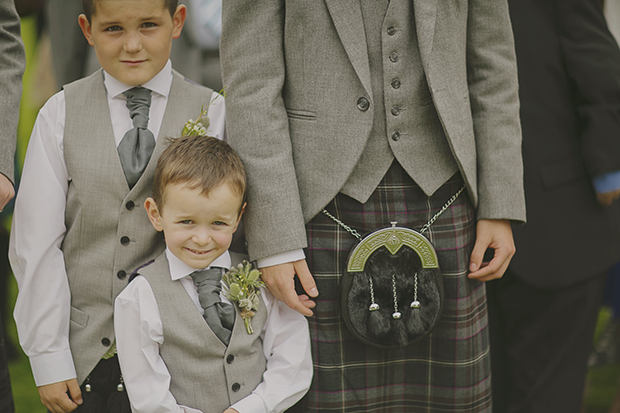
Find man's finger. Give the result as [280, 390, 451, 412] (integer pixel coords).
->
[293, 260, 318, 297]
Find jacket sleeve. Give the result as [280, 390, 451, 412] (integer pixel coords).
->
[0, 0, 26, 183]
[220, 0, 308, 260]
[557, 0, 620, 178]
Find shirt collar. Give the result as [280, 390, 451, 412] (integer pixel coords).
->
[165, 248, 232, 281]
[103, 59, 173, 99]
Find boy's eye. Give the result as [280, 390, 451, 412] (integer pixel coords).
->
[142, 22, 157, 28]
[105, 25, 122, 32]
[213, 221, 227, 226]
[179, 220, 193, 225]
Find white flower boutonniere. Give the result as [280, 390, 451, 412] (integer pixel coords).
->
[222, 261, 265, 335]
[181, 89, 225, 137]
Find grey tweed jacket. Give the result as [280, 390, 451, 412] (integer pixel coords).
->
[221, 0, 526, 260]
[0, 0, 25, 182]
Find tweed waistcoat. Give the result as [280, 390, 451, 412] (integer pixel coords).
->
[140, 253, 268, 413]
[62, 69, 215, 383]
[341, 0, 458, 201]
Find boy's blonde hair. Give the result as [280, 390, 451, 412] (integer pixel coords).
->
[153, 135, 247, 211]
[81, 0, 179, 22]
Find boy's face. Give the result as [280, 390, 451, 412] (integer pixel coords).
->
[145, 182, 245, 270]
[78, 0, 186, 86]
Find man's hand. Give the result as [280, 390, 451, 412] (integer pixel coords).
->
[260, 259, 318, 316]
[223, 409, 239, 413]
[0, 174, 14, 211]
[38, 379, 82, 413]
[468, 219, 515, 282]
[596, 188, 620, 207]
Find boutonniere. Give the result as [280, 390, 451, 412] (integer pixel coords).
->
[181, 89, 225, 137]
[222, 261, 265, 335]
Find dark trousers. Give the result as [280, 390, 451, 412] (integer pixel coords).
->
[0, 315, 14, 413]
[487, 269, 606, 413]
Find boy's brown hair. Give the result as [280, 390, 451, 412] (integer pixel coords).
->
[81, 0, 179, 22]
[153, 135, 247, 212]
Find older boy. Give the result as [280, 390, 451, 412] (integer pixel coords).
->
[9, 1, 224, 412]
[114, 135, 312, 413]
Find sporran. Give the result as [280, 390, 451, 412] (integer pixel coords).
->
[323, 185, 465, 349]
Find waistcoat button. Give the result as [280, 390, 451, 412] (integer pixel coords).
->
[387, 25, 396, 36]
[117, 270, 127, 280]
[120, 236, 130, 245]
[232, 382, 241, 392]
[391, 106, 401, 116]
[226, 354, 235, 364]
[125, 201, 135, 210]
[101, 337, 111, 347]
[391, 131, 401, 141]
[357, 97, 370, 111]
[391, 78, 401, 89]
[389, 52, 399, 63]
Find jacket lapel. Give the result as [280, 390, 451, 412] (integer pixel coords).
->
[324, 0, 373, 99]
[413, 0, 437, 73]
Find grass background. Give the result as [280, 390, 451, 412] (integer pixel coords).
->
[5, 12, 620, 413]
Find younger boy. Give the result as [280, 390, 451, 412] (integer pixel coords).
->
[9, 1, 224, 412]
[114, 135, 312, 413]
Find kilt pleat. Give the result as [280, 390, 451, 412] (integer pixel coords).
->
[289, 162, 491, 412]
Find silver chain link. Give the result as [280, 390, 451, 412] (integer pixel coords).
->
[322, 185, 466, 237]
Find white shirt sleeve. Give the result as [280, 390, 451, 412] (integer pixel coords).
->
[115, 276, 203, 413]
[8, 91, 77, 386]
[230, 288, 313, 413]
[207, 90, 226, 139]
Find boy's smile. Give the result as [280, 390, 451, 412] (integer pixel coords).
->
[145, 182, 245, 269]
[78, 0, 186, 86]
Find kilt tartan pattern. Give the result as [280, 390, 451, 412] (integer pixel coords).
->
[289, 162, 491, 412]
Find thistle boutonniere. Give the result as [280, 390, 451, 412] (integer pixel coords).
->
[222, 261, 265, 335]
[181, 89, 225, 137]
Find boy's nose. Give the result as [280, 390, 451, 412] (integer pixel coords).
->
[192, 230, 212, 246]
[123, 32, 143, 53]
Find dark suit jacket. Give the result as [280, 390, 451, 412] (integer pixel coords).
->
[509, 0, 620, 289]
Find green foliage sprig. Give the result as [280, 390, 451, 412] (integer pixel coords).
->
[222, 260, 265, 335]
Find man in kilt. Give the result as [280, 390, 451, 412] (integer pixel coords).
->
[221, 0, 525, 411]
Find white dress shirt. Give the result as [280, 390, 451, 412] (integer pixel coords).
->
[114, 249, 313, 413]
[9, 60, 226, 386]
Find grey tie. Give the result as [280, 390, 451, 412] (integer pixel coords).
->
[190, 267, 235, 346]
[117, 87, 156, 188]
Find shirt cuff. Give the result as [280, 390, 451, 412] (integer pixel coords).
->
[256, 249, 305, 269]
[593, 171, 620, 193]
[30, 349, 77, 387]
[230, 393, 268, 413]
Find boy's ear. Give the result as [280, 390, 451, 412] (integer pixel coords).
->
[78, 14, 95, 47]
[233, 202, 247, 232]
[144, 197, 164, 232]
[171, 5, 187, 40]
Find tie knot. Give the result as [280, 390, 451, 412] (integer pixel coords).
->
[123, 87, 152, 128]
[190, 267, 223, 288]
[190, 267, 225, 309]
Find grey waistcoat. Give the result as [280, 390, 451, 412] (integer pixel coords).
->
[341, 0, 458, 201]
[62, 69, 215, 383]
[140, 252, 268, 413]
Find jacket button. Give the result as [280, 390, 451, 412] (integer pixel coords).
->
[391, 78, 401, 89]
[120, 236, 130, 245]
[232, 382, 241, 392]
[387, 25, 396, 36]
[391, 131, 401, 141]
[125, 201, 135, 210]
[117, 270, 127, 280]
[101, 337, 111, 347]
[357, 97, 370, 111]
[391, 106, 401, 116]
[389, 52, 399, 63]
[226, 354, 235, 364]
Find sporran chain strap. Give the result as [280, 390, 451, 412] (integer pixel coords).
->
[322, 185, 466, 318]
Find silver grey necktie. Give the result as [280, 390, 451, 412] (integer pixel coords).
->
[190, 267, 235, 346]
[117, 87, 156, 188]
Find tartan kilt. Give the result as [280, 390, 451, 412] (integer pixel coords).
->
[289, 162, 491, 412]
